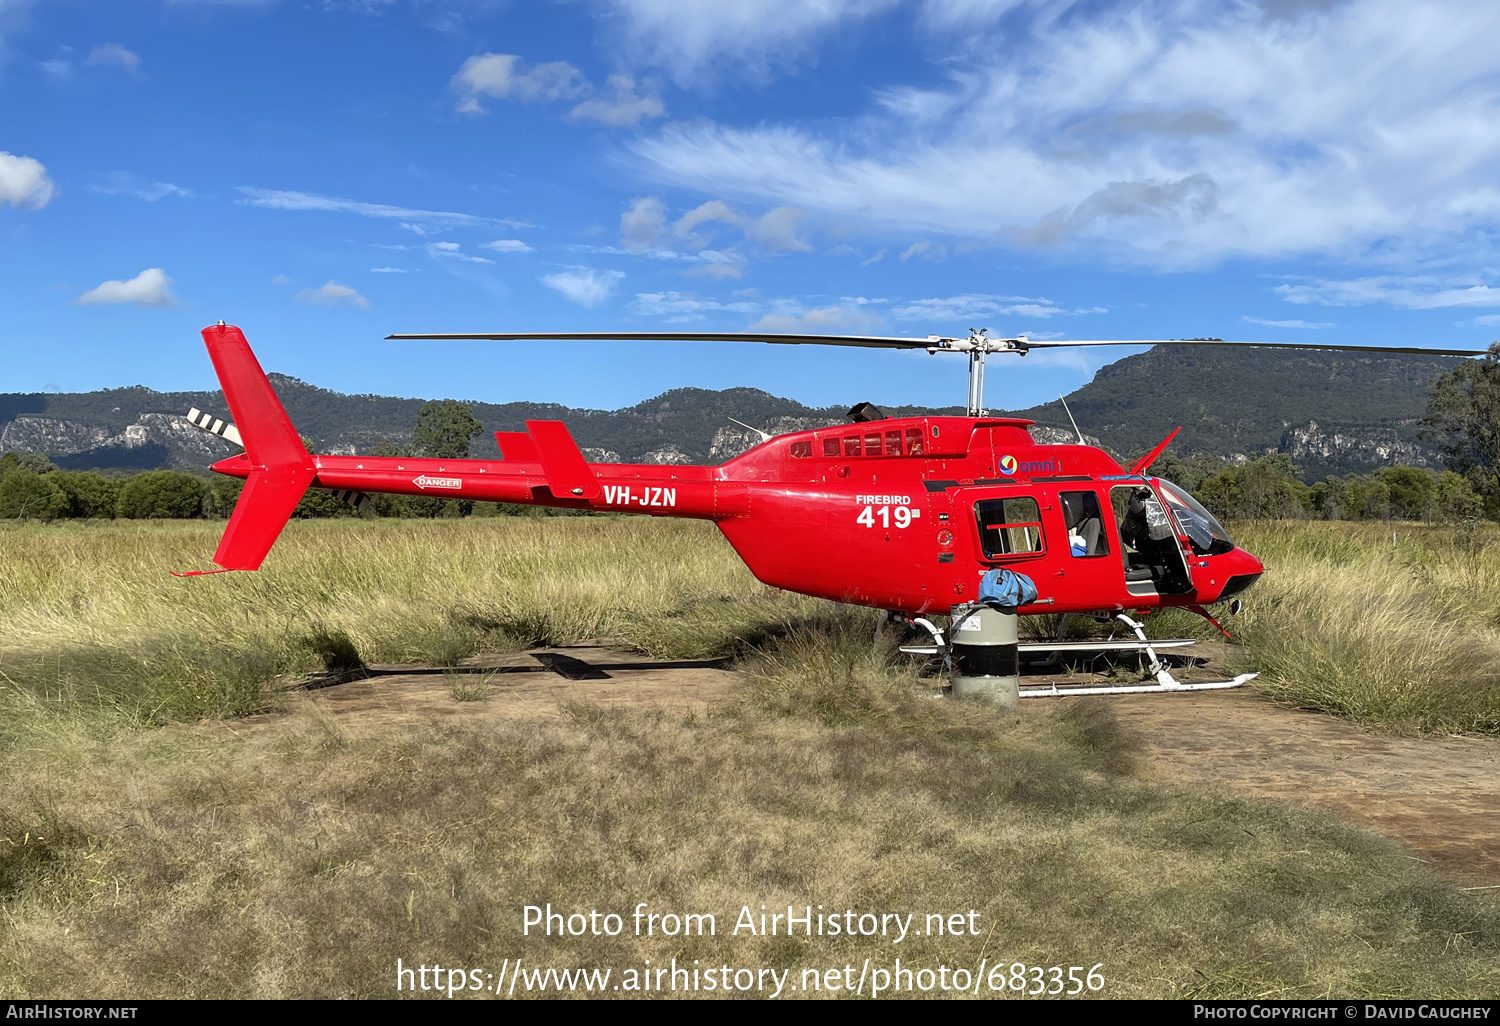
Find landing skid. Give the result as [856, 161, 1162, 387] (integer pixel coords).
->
[898, 638, 1200, 656]
[888, 611, 1256, 698]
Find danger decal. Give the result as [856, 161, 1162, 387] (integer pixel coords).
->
[413, 475, 463, 490]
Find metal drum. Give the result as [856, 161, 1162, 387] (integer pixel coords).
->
[948, 603, 1020, 709]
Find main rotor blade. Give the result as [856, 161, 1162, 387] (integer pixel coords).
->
[386, 331, 1492, 358]
[1018, 338, 1491, 357]
[386, 330, 946, 350]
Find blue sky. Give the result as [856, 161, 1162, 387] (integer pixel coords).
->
[3, 0, 1500, 411]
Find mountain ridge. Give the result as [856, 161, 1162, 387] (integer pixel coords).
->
[0, 347, 1464, 480]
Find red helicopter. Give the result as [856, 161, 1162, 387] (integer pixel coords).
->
[181, 323, 1486, 696]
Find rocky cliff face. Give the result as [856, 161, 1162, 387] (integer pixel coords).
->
[708, 417, 840, 461]
[1029, 425, 1106, 449]
[1, 413, 240, 468]
[1279, 420, 1433, 469]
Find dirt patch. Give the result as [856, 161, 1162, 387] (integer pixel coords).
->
[1109, 690, 1500, 886]
[288, 646, 737, 728]
[1009, 642, 1500, 886]
[272, 641, 1500, 888]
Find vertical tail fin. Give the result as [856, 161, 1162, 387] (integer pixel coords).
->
[201, 323, 317, 571]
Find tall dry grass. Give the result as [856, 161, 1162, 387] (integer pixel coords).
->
[0, 518, 823, 730]
[1233, 521, 1500, 735]
[0, 518, 1497, 998]
[0, 611, 1496, 999]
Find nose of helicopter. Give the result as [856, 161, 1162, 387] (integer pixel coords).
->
[1214, 544, 1264, 602]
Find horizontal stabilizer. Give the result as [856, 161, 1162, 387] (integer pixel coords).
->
[496, 430, 541, 462]
[214, 464, 317, 571]
[526, 420, 599, 499]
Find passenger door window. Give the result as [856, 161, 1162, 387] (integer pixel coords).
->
[975, 497, 1045, 559]
[1059, 490, 1109, 557]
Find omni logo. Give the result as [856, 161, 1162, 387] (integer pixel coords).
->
[998, 455, 1057, 476]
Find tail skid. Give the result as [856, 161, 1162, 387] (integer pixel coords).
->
[198, 323, 316, 571]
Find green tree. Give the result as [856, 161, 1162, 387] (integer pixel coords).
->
[117, 471, 207, 519]
[204, 476, 244, 518]
[1425, 342, 1500, 517]
[1436, 470, 1483, 522]
[0, 451, 56, 488]
[413, 400, 483, 459]
[0, 470, 67, 520]
[1379, 465, 1436, 521]
[55, 472, 120, 519]
[1196, 455, 1307, 520]
[1149, 451, 1225, 493]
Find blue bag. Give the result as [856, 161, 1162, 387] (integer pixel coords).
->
[977, 567, 1038, 609]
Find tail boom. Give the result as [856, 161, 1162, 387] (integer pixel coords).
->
[195, 323, 750, 572]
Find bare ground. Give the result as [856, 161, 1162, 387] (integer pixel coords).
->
[1113, 688, 1500, 888]
[273, 643, 1500, 889]
[1018, 641, 1500, 888]
[287, 646, 739, 729]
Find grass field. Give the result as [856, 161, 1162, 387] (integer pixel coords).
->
[0, 517, 1497, 998]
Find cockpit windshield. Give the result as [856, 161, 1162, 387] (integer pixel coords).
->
[1152, 478, 1235, 556]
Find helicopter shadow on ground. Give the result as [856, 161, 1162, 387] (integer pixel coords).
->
[300, 649, 733, 689]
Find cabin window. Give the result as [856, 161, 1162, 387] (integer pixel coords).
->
[823, 437, 841, 458]
[865, 432, 882, 454]
[844, 435, 862, 457]
[905, 427, 925, 456]
[975, 497, 1045, 559]
[885, 429, 903, 456]
[790, 440, 812, 459]
[1059, 490, 1109, 557]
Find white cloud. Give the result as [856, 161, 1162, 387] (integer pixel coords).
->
[861, 249, 887, 266]
[482, 238, 532, 253]
[236, 186, 523, 232]
[597, 0, 897, 84]
[888, 294, 1089, 321]
[1274, 276, 1500, 309]
[629, 290, 758, 321]
[1243, 315, 1334, 329]
[88, 173, 191, 202]
[746, 302, 883, 333]
[451, 53, 590, 114]
[674, 199, 746, 245]
[628, 0, 1500, 267]
[427, 241, 493, 264]
[370, 266, 408, 273]
[621, 197, 667, 251]
[77, 268, 176, 307]
[86, 43, 140, 72]
[1473, 314, 1500, 327]
[295, 281, 369, 309]
[270, 274, 292, 286]
[900, 241, 930, 261]
[745, 206, 810, 253]
[542, 267, 624, 307]
[453, 54, 665, 126]
[568, 74, 664, 127]
[40, 57, 68, 77]
[0, 151, 55, 209]
[686, 249, 746, 280]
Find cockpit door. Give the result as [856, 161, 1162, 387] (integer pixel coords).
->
[1108, 483, 1194, 597]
